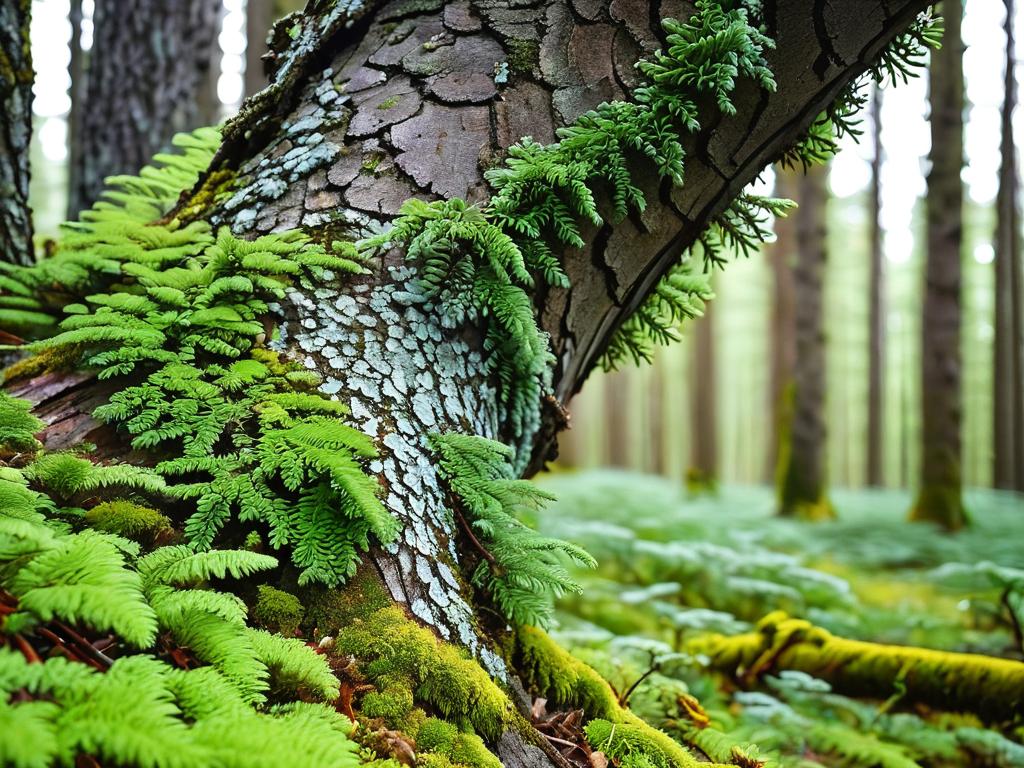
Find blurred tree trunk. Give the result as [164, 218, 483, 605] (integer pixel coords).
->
[911, 0, 968, 529]
[688, 302, 717, 491]
[778, 163, 834, 520]
[648, 359, 667, 476]
[605, 370, 631, 468]
[67, 0, 86, 224]
[766, 168, 799, 483]
[244, 0, 304, 97]
[867, 86, 886, 487]
[994, 0, 1024, 492]
[0, 0, 33, 266]
[66, 0, 222, 217]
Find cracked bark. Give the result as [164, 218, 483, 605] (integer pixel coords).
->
[0, 0, 33, 266]
[10, 0, 934, 763]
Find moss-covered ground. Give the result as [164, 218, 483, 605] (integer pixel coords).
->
[531, 471, 1024, 767]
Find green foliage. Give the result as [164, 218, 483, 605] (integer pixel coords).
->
[0, 127, 221, 332]
[430, 432, 594, 627]
[0, 459, 354, 768]
[532, 472, 1024, 768]
[603, 194, 794, 368]
[252, 585, 304, 636]
[0, 392, 43, 456]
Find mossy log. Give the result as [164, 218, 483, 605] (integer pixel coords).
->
[688, 612, 1024, 722]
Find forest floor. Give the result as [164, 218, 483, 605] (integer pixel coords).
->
[532, 471, 1024, 767]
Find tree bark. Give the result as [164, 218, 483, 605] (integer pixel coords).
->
[911, 0, 967, 529]
[688, 301, 717, 491]
[777, 162, 834, 519]
[766, 168, 799, 483]
[66, 0, 222, 217]
[8, 1, 935, 763]
[0, 0, 33, 266]
[994, 0, 1024, 492]
[867, 85, 886, 488]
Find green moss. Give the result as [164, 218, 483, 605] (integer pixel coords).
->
[3, 344, 82, 384]
[85, 500, 173, 545]
[177, 167, 236, 224]
[252, 585, 304, 636]
[910, 483, 969, 531]
[416, 718, 501, 768]
[361, 673, 415, 722]
[505, 39, 538, 74]
[300, 563, 393, 635]
[514, 627, 715, 768]
[684, 467, 717, 496]
[377, 95, 400, 110]
[336, 606, 514, 740]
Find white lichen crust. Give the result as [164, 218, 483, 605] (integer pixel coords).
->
[279, 265, 507, 678]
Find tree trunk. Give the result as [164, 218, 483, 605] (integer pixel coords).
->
[867, 85, 886, 487]
[66, 0, 222, 216]
[994, 0, 1024, 492]
[605, 370, 631, 468]
[766, 168, 799, 483]
[67, 0, 86, 223]
[777, 163, 834, 519]
[688, 301, 717, 492]
[8, 1, 935, 763]
[0, 0, 33, 266]
[911, 0, 967, 530]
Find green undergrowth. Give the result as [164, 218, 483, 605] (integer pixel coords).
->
[0, 401, 357, 767]
[430, 432, 595, 628]
[530, 469, 1024, 768]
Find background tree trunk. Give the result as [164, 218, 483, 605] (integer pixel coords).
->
[911, 0, 968, 529]
[244, 0, 305, 98]
[994, 0, 1024, 492]
[605, 371, 631, 468]
[778, 163, 834, 520]
[0, 0, 33, 266]
[66, 0, 222, 216]
[867, 85, 886, 488]
[688, 301, 717, 491]
[767, 168, 799, 483]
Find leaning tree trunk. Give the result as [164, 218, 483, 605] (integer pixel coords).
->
[0, 0, 33, 266]
[994, 0, 1024, 492]
[777, 162, 834, 520]
[867, 85, 886, 488]
[911, 0, 968, 530]
[66, 0, 222, 217]
[11, 0, 934, 764]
